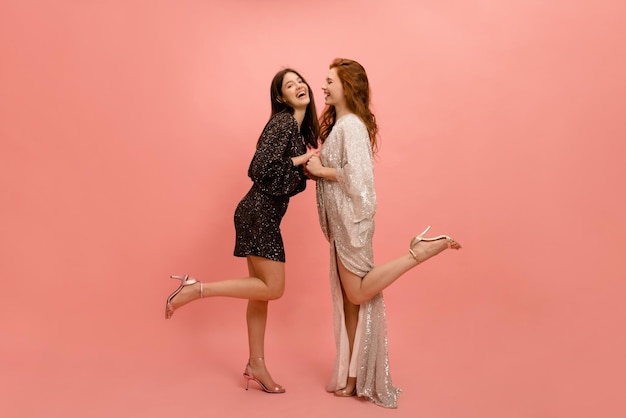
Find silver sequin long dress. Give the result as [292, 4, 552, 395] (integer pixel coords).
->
[315, 114, 401, 408]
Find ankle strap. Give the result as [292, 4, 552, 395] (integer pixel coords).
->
[248, 357, 265, 361]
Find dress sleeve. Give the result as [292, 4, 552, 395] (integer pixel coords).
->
[335, 117, 377, 222]
[248, 113, 306, 197]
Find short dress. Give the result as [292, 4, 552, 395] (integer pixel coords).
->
[233, 112, 307, 262]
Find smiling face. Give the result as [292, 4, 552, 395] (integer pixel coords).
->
[279, 71, 310, 111]
[322, 67, 345, 109]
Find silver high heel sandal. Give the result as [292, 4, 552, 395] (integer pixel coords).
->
[243, 358, 286, 394]
[164, 274, 203, 319]
[409, 225, 461, 264]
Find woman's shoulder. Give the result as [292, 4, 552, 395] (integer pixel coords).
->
[337, 114, 367, 135]
[260, 112, 298, 141]
[269, 111, 297, 128]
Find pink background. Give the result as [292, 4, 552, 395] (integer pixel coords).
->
[2, 1, 625, 417]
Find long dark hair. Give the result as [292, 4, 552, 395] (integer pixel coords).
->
[262, 68, 319, 149]
[319, 58, 379, 152]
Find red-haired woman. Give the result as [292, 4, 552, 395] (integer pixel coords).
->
[306, 58, 461, 408]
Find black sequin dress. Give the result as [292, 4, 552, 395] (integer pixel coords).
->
[233, 112, 307, 262]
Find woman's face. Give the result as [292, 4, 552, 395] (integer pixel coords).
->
[280, 72, 310, 110]
[322, 67, 345, 108]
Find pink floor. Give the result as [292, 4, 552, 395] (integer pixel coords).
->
[3, 238, 624, 417]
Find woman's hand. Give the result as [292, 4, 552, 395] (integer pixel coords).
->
[292, 147, 319, 167]
[302, 149, 319, 180]
[307, 155, 337, 181]
[306, 155, 323, 177]
[305, 147, 320, 160]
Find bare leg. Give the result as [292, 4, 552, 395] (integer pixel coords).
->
[338, 238, 456, 305]
[245, 256, 284, 391]
[329, 232, 461, 395]
[331, 245, 431, 396]
[335, 279, 359, 396]
[167, 255, 285, 310]
[342, 288, 359, 361]
[166, 256, 285, 391]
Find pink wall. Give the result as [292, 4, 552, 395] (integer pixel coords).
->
[2, 1, 625, 417]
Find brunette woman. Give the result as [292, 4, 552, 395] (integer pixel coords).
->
[165, 68, 319, 394]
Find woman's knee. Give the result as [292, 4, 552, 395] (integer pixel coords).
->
[249, 256, 285, 300]
[344, 289, 366, 305]
[266, 283, 285, 300]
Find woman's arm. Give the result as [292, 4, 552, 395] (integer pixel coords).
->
[249, 113, 306, 196]
[292, 147, 319, 167]
[306, 155, 337, 181]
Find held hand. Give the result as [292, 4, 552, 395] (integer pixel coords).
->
[300, 149, 321, 179]
[306, 155, 323, 177]
[303, 164, 318, 180]
[307, 147, 320, 158]
[293, 147, 319, 167]
[305, 147, 320, 160]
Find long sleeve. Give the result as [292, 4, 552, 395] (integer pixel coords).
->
[334, 116, 376, 223]
[316, 114, 399, 408]
[248, 112, 306, 197]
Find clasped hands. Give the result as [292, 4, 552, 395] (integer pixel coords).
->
[303, 147, 323, 180]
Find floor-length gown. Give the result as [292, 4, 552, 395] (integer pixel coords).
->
[315, 114, 401, 408]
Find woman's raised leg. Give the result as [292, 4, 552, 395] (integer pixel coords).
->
[337, 237, 457, 305]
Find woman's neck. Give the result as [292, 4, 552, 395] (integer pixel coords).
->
[293, 108, 305, 128]
[334, 103, 351, 120]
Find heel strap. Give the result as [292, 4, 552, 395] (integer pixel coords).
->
[199, 282, 204, 299]
[409, 248, 421, 264]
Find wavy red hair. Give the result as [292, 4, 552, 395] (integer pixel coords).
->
[319, 58, 379, 152]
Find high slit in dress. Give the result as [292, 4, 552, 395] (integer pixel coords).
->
[315, 114, 401, 408]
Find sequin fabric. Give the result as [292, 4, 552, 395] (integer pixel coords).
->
[316, 114, 401, 408]
[234, 112, 307, 262]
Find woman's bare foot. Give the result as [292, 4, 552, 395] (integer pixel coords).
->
[410, 236, 460, 264]
[334, 376, 357, 397]
[169, 281, 202, 310]
[246, 358, 285, 393]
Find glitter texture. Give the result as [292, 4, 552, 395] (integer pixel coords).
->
[234, 112, 307, 262]
[316, 114, 401, 408]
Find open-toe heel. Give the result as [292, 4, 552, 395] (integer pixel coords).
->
[334, 387, 357, 397]
[409, 226, 461, 264]
[164, 274, 203, 319]
[243, 358, 285, 394]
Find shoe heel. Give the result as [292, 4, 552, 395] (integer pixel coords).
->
[164, 274, 199, 319]
[242, 361, 285, 394]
